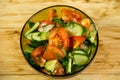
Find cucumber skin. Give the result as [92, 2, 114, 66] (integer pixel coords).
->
[65, 22, 83, 36]
[31, 32, 49, 41]
[25, 22, 40, 37]
[44, 60, 57, 72]
[39, 24, 54, 32]
[88, 30, 97, 43]
[72, 49, 87, 55]
[73, 54, 89, 65]
[31, 32, 41, 41]
[66, 58, 72, 74]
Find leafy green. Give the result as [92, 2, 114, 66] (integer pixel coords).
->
[83, 39, 96, 56]
[52, 18, 65, 26]
[72, 64, 83, 73]
[24, 52, 43, 70]
[28, 40, 48, 48]
[59, 57, 69, 69]
[25, 21, 40, 37]
[28, 21, 35, 28]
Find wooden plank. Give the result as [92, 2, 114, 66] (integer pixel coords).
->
[0, 0, 120, 3]
[0, 0, 120, 79]
[0, 26, 119, 74]
[0, 74, 120, 80]
[0, 2, 120, 28]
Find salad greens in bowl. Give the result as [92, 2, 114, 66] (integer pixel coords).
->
[20, 5, 98, 76]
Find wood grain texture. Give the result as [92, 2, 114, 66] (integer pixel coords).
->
[0, 0, 120, 80]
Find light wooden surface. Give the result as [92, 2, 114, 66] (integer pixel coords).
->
[0, 0, 120, 80]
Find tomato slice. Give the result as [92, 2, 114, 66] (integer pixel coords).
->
[31, 46, 46, 67]
[49, 27, 70, 50]
[53, 62, 65, 75]
[42, 27, 69, 60]
[48, 9, 57, 21]
[70, 36, 86, 48]
[61, 9, 82, 23]
[58, 27, 70, 50]
[42, 45, 64, 60]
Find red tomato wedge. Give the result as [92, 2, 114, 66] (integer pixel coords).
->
[70, 36, 86, 49]
[58, 27, 70, 50]
[31, 46, 46, 67]
[53, 62, 65, 75]
[31, 46, 44, 57]
[61, 9, 82, 23]
[48, 9, 57, 21]
[49, 27, 70, 50]
[42, 45, 64, 60]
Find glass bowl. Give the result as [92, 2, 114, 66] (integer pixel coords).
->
[20, 5, 99, 77]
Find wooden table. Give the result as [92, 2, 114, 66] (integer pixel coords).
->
[0, 0, 120, 80]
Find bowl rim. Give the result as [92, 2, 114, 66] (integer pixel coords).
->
[20, 5, 99, 77]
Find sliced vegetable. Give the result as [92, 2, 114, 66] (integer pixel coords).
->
[66, 58, 72, 74]
[38, 24, 54, 32]
[61, 9, 82, 23]
[58, 27, 70, 50]
[72, 49, 86, 55]
[31, 46, 46, 67]
[49, 27, 70, 50]
[31, 32, 41, 41]
[25, 21, 40, 36]
[70, 36, 86, 48]
[39, 32, 49, 40]
[81, 18, 90, 29]
[65, 22, 83, 36]
[73, 54, 89, 65]
[25, 33, 32, 40]
[53, 62, 65, 75]
[44, 60, 57, 72]
[88, 30, 97, 43]
[31, 46, 44, 57]
[38, 20, 54, 31]
[32, 32, 49, 41]
[42, 45, 64, 60]
[48, 9, 57, 21]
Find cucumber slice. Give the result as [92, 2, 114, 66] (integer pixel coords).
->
[39, 24, 54, 32]
[73, 54, 89, 65]
[72, 49, 86, 55]
[66, 58, 72, 74]
[25, 21, 40, 36]
[39, 32, 49, 40]
[44, 60, 57, 72]
[31, 32, 49, 41]
[88, 30, 97, 43]
[65, 22, 83, 36]
[31, 32, 41, 41]
[25, 33, 32, 40]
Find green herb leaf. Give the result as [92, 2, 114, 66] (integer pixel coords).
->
[52, 18, 65, 26]
[28, 21, 35, 28]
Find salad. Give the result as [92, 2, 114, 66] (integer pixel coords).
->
[23, 8, 97, 76]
